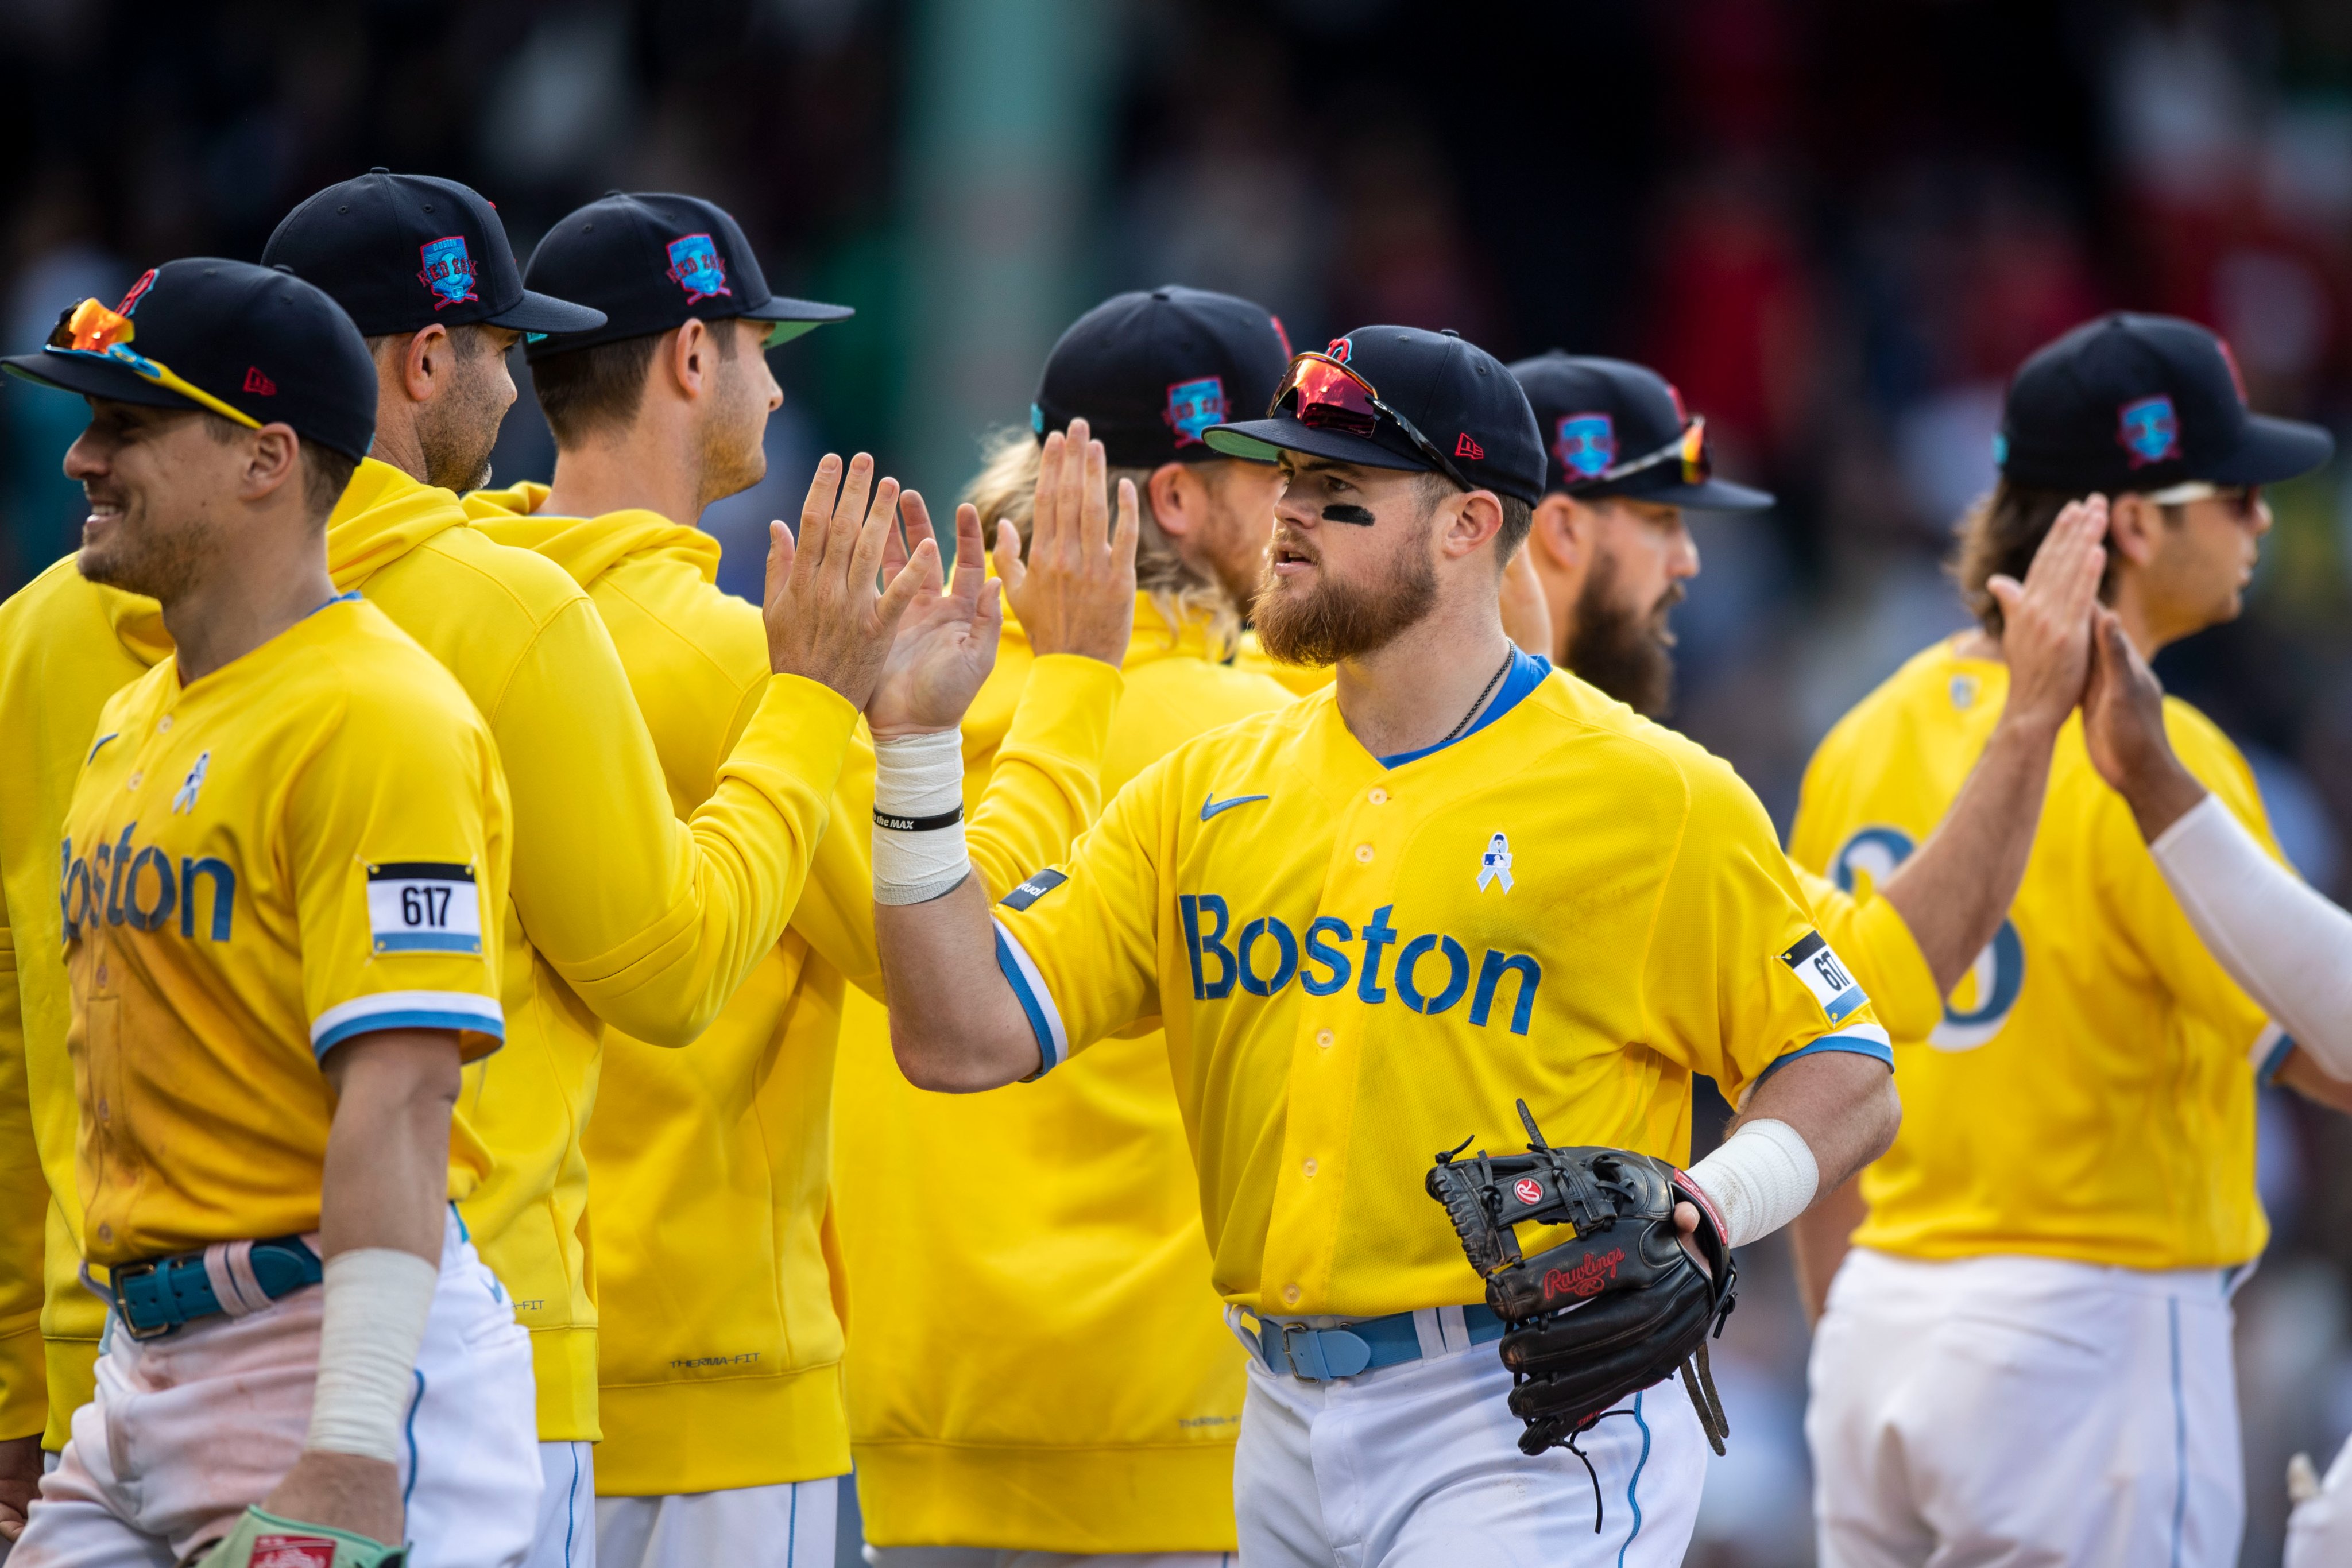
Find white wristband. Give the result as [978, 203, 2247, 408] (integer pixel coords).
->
[1685, 1118, 1819, 1249]
[873, 730, 972, 906]
[305, 1247, 437, 1464]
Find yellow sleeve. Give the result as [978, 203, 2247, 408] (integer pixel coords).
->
[2100, 707, 2278, 1046]
[0, 901, 51, 1442]
[1641, 758, 1891, 1106]
[291, 684, 510, 1063]
[792, 655, 1126, 1001]
[1797, 865, 1944, 1042]
[485, 597, 857, 1047]
[988, 759, 1171, 1073]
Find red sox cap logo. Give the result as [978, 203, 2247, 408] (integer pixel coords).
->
[1512, 1177, 1544, 1205]
[118, 269, 159, 316]
[1542, 1246, 1627, 1302]
[1326, 336, 1352, 364]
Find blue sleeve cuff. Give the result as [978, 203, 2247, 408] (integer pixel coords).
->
[1755, 1024, 1895, 1089]
[2252, 1023, 2295, 1087]
[991, 919, 1068, 1078]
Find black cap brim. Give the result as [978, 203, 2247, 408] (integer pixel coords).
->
[1205, 415, 1425, 472]
[2203, 412, 2335, 487]
[485, 289, 609, 334]
[745, 295, 853, 347]
[1574, 473, 1777, 512]
[1, 351, 202, 412]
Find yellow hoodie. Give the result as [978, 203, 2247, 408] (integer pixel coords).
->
[466, 482, 1125, 1495]
[0, 459, 857, 1445]
[832, 597, 1293, 1554]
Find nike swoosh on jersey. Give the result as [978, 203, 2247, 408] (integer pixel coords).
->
[1201, 792, 1271, 821]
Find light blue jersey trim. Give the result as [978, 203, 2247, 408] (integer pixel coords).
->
[992, 919, 1067, 1075]
[1756, 1023, 1894, 1089]
[403, 1369, 425, 1507]
[1379, 651, 1550, 769]
[2255, 1024, 2295, 1087]
[305, 589, 365, 620]
[87, 732, 118, 763]
[312, 1006, 506, 1058]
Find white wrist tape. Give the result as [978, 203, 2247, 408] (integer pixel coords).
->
[2152, 792, 2352, 1078]
[873, 730, 971, 906]
[305, 1247, 436, 1464]
[1686, 1118, 1819, 1250]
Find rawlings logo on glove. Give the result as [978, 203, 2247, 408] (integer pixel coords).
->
[1427, 1099, 1738, 1532]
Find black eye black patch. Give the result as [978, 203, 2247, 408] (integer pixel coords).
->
[1321, 504, 1376, 525]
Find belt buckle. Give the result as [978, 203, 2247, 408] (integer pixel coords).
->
[1277, 1321, 1322, 1380]
[110, 1260, 173, 1341]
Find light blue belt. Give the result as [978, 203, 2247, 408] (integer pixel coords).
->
[1244, 1303, 1505, 1381]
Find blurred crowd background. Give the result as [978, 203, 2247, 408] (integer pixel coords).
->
[5, 0, 2351, 1561]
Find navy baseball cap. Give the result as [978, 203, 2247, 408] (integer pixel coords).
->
[2, 258, 377, 460]
[1207, 326, 1546, 504]
[1508, 352, 1773, 511]
[520, 192, 851, 361]
[262, 169, 606, 339]
[1032, 286, 1291, 468]
[1998, 313, 2334, 493]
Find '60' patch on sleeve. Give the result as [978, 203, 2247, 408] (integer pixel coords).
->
[366, 862, 482, 955]
[1780, 930, 1867, 1024]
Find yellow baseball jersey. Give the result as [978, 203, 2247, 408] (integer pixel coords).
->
[993, 651, 1889, 1319]
[835, 595, 1292, 1555]
[61, 595, 504, 1263]
[0, 459, 853, 1445]
[1796, 866, 1945, 1046]
[1790, 638, 2282, 1269]
[466, 484, 1122, 1498]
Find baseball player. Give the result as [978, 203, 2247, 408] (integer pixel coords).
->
[461, 192, 1137, 1567]
[857, 324, 1901, 1565]
[1502, 354, 2121, 1320]
[1790, 312, 2336, 1566]
[0, 170, 935, 1567]
[0, 256, 539, 1563]
[831, 287, 1295, 1566]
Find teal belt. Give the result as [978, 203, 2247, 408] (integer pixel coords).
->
[1248, 1303, 1504, 1381]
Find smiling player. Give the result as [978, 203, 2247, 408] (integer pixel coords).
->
[1792, 313, 2335, 1566]
[854, 324, 1901, 1566]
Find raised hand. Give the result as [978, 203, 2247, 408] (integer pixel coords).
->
[866, 492, 1006, 739]
[764, 452, 938, 708]
[2082, 605, 2206, 837]
[1987, 494, 2106, 735]
[993, 416, 1138, 665]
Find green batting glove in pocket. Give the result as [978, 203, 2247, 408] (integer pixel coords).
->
[197, 1507, 408, 1568]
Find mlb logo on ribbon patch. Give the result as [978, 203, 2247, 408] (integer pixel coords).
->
[1165, 377, 1227, 447]
[1554, 413, 1616, 479]
[417, 236, 478, 311]
[666, 234, 733, 305]
[2117, 395, 2181, 467]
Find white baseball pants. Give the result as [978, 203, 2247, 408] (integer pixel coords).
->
[527, 1442, 595, 1568]
[1806, 1246, 2245, 1567]
[12, 1213, 539, 1567]
[596, 1478, 835, 1567]
[1232, 1311, 1708, 1567]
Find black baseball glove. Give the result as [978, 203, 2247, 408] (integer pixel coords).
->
[1427, 1100, 1737, 1496]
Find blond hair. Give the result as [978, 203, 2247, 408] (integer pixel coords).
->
[962, 427, 1240, 655]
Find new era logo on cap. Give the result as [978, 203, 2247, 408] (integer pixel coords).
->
[243, 367, 277, 396]
[1455, 432, 1484, 459]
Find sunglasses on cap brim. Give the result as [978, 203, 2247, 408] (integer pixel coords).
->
[45, 297, 262, 432]
[1272, 353, 1475, 493]
[1566, 416, 1711, 493]
[2146, 480, 2262, 520]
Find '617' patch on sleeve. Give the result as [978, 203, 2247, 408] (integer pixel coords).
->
[1780, 930, 1867, 1024]
[366, 862, 482, 955]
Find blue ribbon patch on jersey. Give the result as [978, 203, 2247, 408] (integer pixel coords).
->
[999, 868, 1067, 912]
[367, 862, 481, 954]
[1780, 930, 1867, 1024]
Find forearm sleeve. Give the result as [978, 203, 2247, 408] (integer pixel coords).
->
[495, 600, 860, 1047]
[2151, 794, 2352, 1077]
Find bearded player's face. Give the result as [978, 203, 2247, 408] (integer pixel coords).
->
[1252, 454, 1440, 666]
